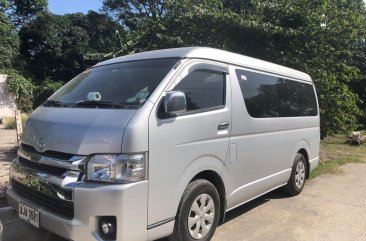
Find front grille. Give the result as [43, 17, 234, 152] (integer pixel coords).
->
[21, 144, 74, 160]
[18, 156, 67, 176]
[12, 180, 74, 219]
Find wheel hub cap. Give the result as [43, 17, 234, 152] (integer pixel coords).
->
[188, 193, 215, 239]
[295, 161, 305, 188]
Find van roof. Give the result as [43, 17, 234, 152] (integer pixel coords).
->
[95, 47, 312, 82]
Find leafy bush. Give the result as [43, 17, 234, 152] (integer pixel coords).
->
[3, 69, 35, 113]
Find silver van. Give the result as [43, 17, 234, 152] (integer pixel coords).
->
[7, 47, 320, 241]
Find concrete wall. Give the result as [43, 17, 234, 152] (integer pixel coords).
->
[0, 74, 16, 118]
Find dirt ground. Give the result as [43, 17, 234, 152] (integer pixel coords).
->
[0, 163, 365, 241]
[211, 163, 366, 241]
[0, 124, 17, 195]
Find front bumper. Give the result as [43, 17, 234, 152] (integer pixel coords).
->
[7, 180, 149, 241]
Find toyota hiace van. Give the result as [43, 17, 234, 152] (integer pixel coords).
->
[7, 47, 320, 241]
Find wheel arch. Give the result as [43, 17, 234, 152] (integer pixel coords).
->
[292, 140, 311, 178]
[172, 155, 227, 225]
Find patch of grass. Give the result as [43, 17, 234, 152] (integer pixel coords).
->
[310, 133, 366, 179]
[4, 117, 16, 129]
[310, 155, 364, 179]
[4, 114, 28, 129]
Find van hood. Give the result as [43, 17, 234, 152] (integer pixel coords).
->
[22, 107, 136, 155]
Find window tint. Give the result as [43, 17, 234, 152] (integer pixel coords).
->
[173, 69, 225, 112]
[236, 69, 317, 118]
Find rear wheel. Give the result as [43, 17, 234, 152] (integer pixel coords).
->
[169, 179, 220, 241]
[284, 153, 307, 196]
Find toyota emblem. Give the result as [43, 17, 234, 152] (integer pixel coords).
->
[37, 138, 46, 152]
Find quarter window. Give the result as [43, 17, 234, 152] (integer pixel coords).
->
[235, 69, 317, 118]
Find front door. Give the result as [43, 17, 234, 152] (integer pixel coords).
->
[147, 60, 231, 227]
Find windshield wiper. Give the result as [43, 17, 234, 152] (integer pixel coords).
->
[124, 104, 142, 109]
[43, 100, 68, 107]
[73, 100, 128, 108]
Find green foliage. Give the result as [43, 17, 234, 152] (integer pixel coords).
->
[272, 0, 366, 137]
[102, 0, 366, 137]
[350, 40, 366, 129]
[3, 69, 35, 112]
[317, 76, 362, 137]
[0, 12, 19, 69]
[11, 0, 47, 16]
[102, 0, 166, 29]
[0, 0, 364, 138]
[0, 0, 10, 12]
[6, 0, 47, 26]
[33, 80, 64, 108]
[19, 11, 122, 83]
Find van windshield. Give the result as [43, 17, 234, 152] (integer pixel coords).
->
[46, 58, 179, 109]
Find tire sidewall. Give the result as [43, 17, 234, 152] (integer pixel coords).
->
[290, 153, 307, 193]
[177, 180, 220, 241]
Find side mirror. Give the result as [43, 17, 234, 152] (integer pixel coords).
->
[164, 91, 187, 115]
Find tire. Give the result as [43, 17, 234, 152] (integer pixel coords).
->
[169, 179, 220, 241]
[283, 153, 307, 196]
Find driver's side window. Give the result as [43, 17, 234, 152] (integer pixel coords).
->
[173, 69, 226, 112]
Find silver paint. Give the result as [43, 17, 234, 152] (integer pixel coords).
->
[22, 107, 136, 155]
[7, 47, 320, 241]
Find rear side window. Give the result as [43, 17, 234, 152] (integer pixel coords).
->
[173, 69, 226, 112]
[235, 69, 317, 118]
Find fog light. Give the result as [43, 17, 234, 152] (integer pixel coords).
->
[99, 216, 116, 240]
[101, 221, 114, 235]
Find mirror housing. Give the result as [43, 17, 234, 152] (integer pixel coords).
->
[164, 91, 187, 115]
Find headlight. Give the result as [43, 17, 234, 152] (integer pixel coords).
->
[86, 153, 146, 183]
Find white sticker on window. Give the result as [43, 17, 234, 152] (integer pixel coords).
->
[241, 75, 247, 80]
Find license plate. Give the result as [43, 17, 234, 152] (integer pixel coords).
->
[19, 203, 40, 228]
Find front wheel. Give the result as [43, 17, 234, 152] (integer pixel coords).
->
[169, 179, 220, 241]
[284, 153, 307, 196]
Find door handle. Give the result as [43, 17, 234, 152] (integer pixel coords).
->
[218, 122, 230, 131]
